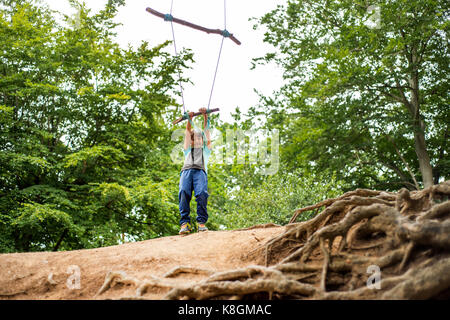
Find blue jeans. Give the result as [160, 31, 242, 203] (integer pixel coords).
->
[178, 169, 209, 226]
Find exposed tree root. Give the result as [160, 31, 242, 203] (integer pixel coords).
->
[234, 223, 282, 231]
[0, 290, 26, 297]
[163, 266, 214, 278]
[96, 181, 450, 300]
[165, 275, 317, 300]
[96, 271, 180, 298]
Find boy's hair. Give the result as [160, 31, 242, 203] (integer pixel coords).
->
[190, 129, 203, 143]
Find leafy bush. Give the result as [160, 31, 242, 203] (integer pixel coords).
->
[217, 168, 343, 229]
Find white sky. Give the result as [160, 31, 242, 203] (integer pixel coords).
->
[44, 0, 286, 123]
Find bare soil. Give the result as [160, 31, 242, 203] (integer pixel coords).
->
[0, 226, 282, 300]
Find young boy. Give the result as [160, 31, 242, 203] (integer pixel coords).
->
[178, 107, 212, 235]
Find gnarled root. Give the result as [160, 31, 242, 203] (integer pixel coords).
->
[96, 181, 450, 300]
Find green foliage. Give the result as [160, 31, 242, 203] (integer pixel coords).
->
[0, 0, 191, 252]
[253, 0, 449, 190]
[217, 168, 343, 229]
[10, 202, 82, 251]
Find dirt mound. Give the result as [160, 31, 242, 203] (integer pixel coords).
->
[0, 225, 282, 300]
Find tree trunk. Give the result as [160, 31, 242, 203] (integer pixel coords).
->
[409, 48, 434, 189]
[413, 123, 434, 188]
[53, 229, 68, 252]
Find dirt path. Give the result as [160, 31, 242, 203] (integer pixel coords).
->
[0, 226, 283, 300]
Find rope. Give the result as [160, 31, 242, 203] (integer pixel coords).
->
[207, 0, 227, 111]
[224, 0, 227, 30]
[207, 36, 225, 111]
[167, 0, 229, 113]
[169, 0, 186, 113]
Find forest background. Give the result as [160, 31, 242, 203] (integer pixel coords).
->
[0, 0, 447, 253]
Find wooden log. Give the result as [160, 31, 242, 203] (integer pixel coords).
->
[146, 7, 241, 46]
[173, 108, 220, 125]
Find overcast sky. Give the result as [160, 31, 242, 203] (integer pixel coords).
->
[44, 0, 286, 123]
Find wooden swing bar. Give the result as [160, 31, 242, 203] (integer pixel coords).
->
[145, 7, 241, 46]
[173, 108, 220, 125]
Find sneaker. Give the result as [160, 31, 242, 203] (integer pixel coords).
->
[179, 223, 191, 235]
[198, 223, 208, 232]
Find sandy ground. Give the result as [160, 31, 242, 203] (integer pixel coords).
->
[0, 226, 283, 300]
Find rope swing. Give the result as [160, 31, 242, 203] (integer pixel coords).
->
[145, 0, 241, 125]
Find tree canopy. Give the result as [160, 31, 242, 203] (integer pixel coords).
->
[0, 0, 190, 252]
[252, 0, 449, 190]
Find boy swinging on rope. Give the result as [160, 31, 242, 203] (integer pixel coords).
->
[178, 107, 212, 235]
